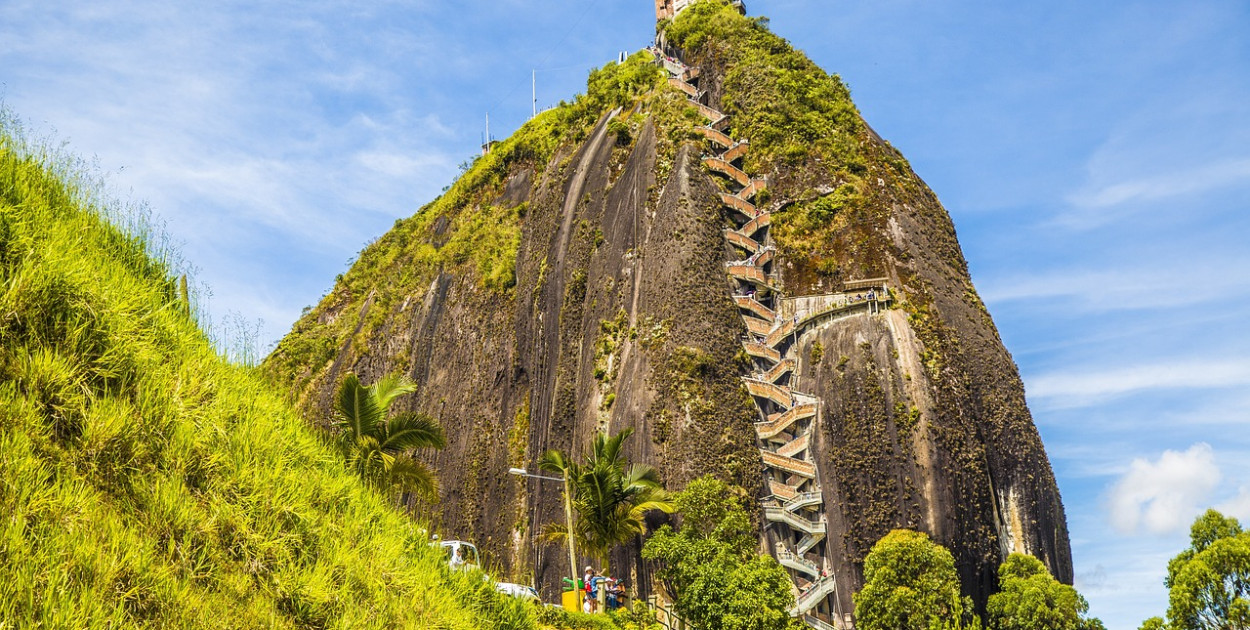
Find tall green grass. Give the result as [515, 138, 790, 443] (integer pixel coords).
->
[0, 107, 536, 629]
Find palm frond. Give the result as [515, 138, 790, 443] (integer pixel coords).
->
[369, 373, 418, 411]
[335, 373, 384, 440]
[387, 456, 438, 499]
[624, 463, 663, 488]
[538, 449, 574, 476]
[381, 412, 446, 452]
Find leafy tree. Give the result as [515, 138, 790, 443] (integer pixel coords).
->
[1159, 509, 1250, 630]
[853, 529, 979, 630]
[642, 476, 801, 630]
[334, 372, 445, 498]
[987, 553, 1104, 630]
[539, 428, 674, 571]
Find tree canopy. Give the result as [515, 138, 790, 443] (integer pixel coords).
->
[853, 529, 977, 630]
[987, 553, 1103, 630]
[641, 476, 801, 630]
[1159, 509, 1249, 630]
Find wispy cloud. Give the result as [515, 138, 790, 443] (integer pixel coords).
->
[1067, 157, 1250, 210]
[0, 0, 462, 345]
[980, 260, 1250, 314]
[1027, 358, 1250, 408]
[1107, 443, 1221, 535]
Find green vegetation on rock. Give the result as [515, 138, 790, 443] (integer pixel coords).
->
[265, 50, 666, 399]
[0, 113, 533, 629]
[642, 476, 800, 630]
[665, 0, 897, 283]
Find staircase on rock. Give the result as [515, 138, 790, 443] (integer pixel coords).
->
[656, 50, 892, 629]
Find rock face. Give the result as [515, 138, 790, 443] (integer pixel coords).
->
[265, 4, 1071, 619]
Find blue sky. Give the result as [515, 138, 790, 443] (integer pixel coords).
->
[3, 1, 1248, 626]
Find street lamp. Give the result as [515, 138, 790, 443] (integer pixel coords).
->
[508, 467, 579, 597]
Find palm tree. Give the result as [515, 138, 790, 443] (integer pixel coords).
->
[539, 428, 674, 572]
[334, 372, 446, 499]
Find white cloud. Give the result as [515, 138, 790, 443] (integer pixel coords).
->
[1027, 358, 1250, 408]
[1217, 487, 1250, 523]
[979, 260, 1250, 313]
[1067, 157, 1250, 210]
[1107, 443, 1221, 535]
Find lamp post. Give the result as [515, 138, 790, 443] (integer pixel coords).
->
[508, 467, 578, 596]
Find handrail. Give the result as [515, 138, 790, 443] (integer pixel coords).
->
[754, 403, 817, 439]
[796, 530, 825, 555]
[777, 432, 811, 458]
[764, 503, 825, 529]
[722, 141, 750, 164]
[843, 277, 889, 291]
[737, 178, 767, 200]
[775, 542, 820, 576]
[803, 614, 841, 630]
[696, 126, 733, 148]
[784, 491, 822, 512]
[793, 577, 839, 615]
[734, 295, 775, 321]
[704, 156, 752, 187]
[667, 77, 701, 99]
[735, 213, 770, 237]
[645, 596, 689, 630]
[743, 340, 781, 363]
[745, 378, 793, 408]
[720, 192, 761, 219]
[759, 451, 817, 479]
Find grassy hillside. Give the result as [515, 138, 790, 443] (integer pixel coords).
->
[0, 113, 535, 629]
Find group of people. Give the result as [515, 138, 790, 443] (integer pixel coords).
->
[581, 566, 626, 613]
